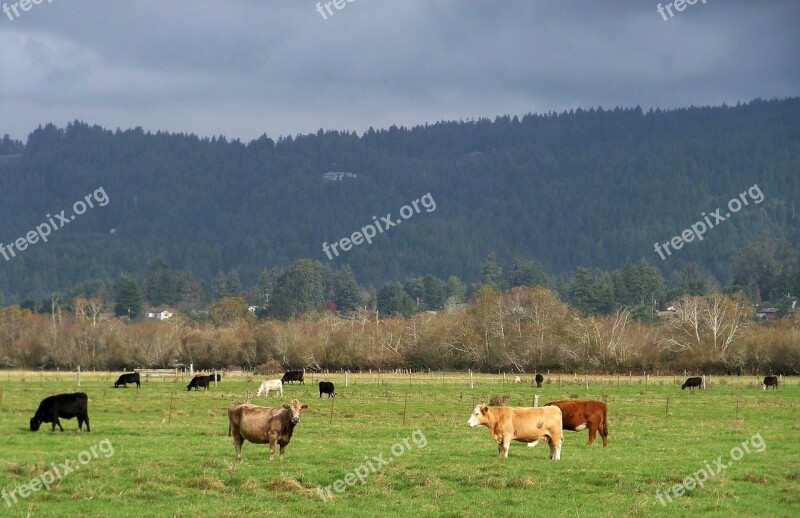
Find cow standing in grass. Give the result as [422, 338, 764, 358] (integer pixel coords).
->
[281, 370, 304, 384]
[187, 375, 212, 391]
[256, 379, 283, 397]
[467, 404, 562, 459]
[227, 399, 308, 460]
[681, 377, 702, 390]
[544, 400, 608, 447]
[30, 393, 90, 432]
[763, 376, 779, 390]
[114, 372, 140, 388]
[319, 381, 335, 397]
[535, 373, 544, 388]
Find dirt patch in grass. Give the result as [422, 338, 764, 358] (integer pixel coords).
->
[741, 473, 770, 485]
[186, 473, 225, 490]
[481, 476, 507, 489]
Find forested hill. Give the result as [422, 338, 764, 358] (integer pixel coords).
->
[0, 98, 798, 303]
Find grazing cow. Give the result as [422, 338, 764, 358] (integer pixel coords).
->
[187, 375, 212, 391]
[319, 381, 336, 398]
[513, 376, 522, 384]
[535, 373, 544, 388]
[467, 404, 562, 459]
[227, 399, 308, 460]
[114, 372, 140, 388]
[208, 373, 222, 382]
[544, 400, 608, 447]
[281, 370, 304, 385]
[681, 376, 703, 390]
[256, 379, 283, 397]
[30, 393, 90, 432]
[763, 376, 779, 390]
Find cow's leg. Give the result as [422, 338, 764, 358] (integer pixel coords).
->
[548, 433, 561, 460]
[54, 418, 63, 432]
[79, 414, 90, 432]
[268, 431, 279, 461]
[601, 420, 608, 447]
[498, 436, 511, 458]
[279, 444, 287, 460]
[231, 427, 244, 458]
[587, 425, 597, 446]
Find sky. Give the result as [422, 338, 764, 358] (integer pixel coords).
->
[1, 0, 799, 143]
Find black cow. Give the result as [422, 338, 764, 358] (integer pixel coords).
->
[535, 373, 544, 388]
[208, 373, 222, 382]
[763, 376, 779, 390]
[681, 376, 703, 390]
[114, 372, 140, 388]
[319, 381, 336, 398]
[281, 370, 304, 385]
[187, 375, 212, 391]
[30, 393, 90, 432]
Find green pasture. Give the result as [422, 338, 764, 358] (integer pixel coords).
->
[0, 371, 797, 517]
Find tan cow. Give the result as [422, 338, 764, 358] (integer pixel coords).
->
[467, 404, 562, 459]
[227, 399, 308, 460]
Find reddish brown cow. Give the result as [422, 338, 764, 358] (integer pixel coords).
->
[227, 399, 308, 460]
[544, 400, 608, 447]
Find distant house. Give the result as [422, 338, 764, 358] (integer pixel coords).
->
[147, 309, 173, 320]
[322, 171, 357, 181]
[756, 308, 777, 320]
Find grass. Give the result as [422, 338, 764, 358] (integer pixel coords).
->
[0, 371, 797, 517]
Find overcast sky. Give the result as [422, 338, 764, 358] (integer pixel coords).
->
[1, 0, 798, 143]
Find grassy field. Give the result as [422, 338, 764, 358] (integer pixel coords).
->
[0, 370, 797, 517]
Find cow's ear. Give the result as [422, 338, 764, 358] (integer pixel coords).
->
[480, 405, 489, 414]
[300, 405, 308, 411]
[282, 404, 290, 409]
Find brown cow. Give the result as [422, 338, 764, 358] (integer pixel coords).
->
[227, 399, 308, 460]
[467, 404, 562, 459]
[544, 400, 608, 447]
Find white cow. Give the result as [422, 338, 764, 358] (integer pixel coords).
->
[256, 379, 283, 397]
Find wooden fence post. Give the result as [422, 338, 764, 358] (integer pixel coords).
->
[76, 366, 81, 387]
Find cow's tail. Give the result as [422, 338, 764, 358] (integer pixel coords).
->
[602, 403, 609, 437]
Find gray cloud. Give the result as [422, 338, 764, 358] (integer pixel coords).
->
[1, 0, 798, 141]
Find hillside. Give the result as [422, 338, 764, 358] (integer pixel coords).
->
[0, 98, 798, 303]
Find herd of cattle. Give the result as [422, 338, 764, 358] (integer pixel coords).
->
[28, 373, 781, 462]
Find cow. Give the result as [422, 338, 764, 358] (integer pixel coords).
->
[681, 376, 703, 390]
[114, 372, 140, 388]
[535, 373, 544, 388]
[513, 376, 522, 384]
[256, 379, 283, 397]
[187, 375, 212, 391]
[467, 403, 562, 459]
[208, 373, 222, 382]
[544, 400, 608, 447]
[319, 381, 335, 398]
[227, 399, 308, 460]
[281, 370, 304, 385]
[30, 393, 90, 432]
[763, 376, 779, 390]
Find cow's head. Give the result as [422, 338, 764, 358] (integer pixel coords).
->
[30, 417, 42, 431]
[282, 399, 308, 424]
[467, 404, 489, 427]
